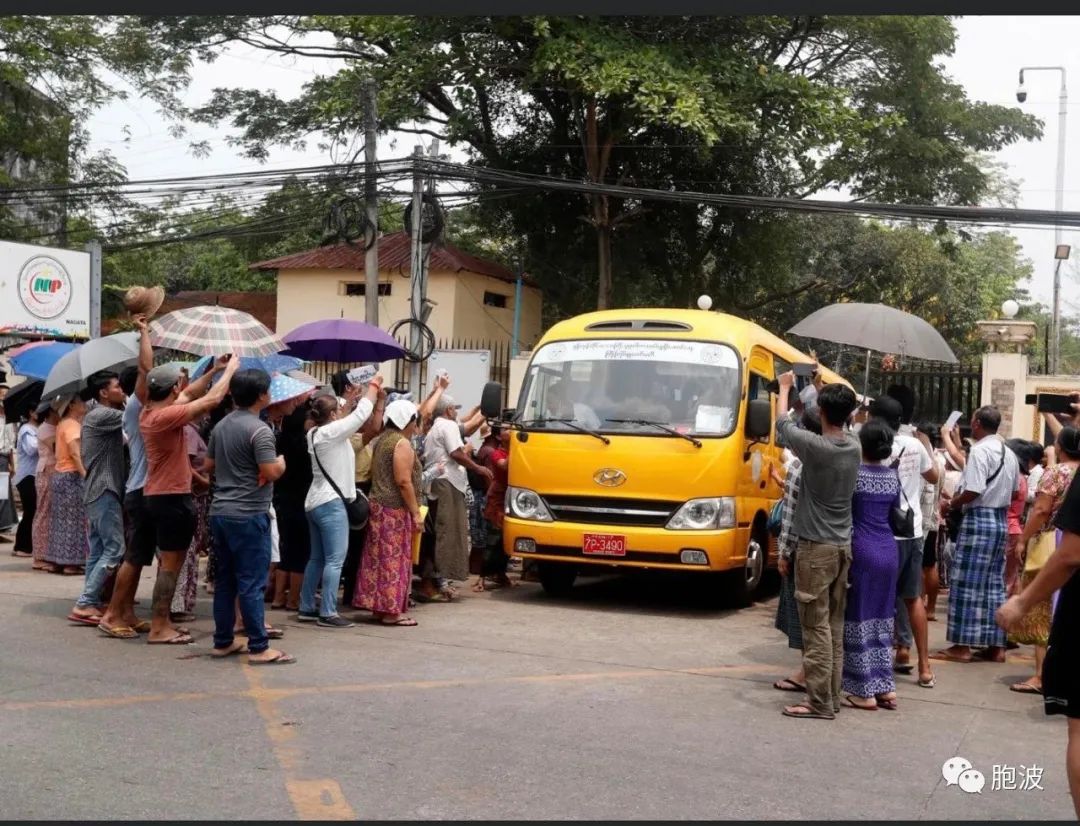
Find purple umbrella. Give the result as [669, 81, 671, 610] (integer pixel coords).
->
[281, 318, 406, 363]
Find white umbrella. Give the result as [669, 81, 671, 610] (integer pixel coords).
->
[42, 332, 141, 399]
[788, 303, 958, 395]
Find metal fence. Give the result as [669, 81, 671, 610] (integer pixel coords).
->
[866, 362, 983, 425]
[303, 337, 514, 405]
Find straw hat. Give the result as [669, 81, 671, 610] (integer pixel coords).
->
[122, 285, 166, 317]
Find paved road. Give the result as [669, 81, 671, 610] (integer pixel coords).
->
[0, 547, 1073, 820]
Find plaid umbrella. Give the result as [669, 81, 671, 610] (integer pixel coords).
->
[150, 305, 285, 358]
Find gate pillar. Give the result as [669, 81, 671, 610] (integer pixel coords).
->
[977, 314, 1036, 439]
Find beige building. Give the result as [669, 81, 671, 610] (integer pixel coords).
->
[252, 232, 543, 349]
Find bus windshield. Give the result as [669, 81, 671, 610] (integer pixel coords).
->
[516, 338, 742, 437]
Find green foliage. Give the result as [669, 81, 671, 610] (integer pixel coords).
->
[0, 16, 192, 242]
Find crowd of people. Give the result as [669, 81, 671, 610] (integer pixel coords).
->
[0, 316, 516, 665]
[769, 370, 1080, 814]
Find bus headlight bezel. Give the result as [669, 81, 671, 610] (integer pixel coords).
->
[508, 487, 554, 522]
[667, 497, 736, 531]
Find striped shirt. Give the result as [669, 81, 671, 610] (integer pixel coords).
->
[81, 404, 126, 505]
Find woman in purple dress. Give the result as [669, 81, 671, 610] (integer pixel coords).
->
[843, 419, 903, 711]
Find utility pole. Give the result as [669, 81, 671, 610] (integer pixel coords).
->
[408, 145, 425, 397]
[511, 254, 524, 358]
[362, 78, 379, 327]
[1017, 66, 1069, 374]
[86, 239, 101, 339]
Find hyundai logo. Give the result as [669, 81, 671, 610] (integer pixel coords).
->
[593, 468, 627, 487]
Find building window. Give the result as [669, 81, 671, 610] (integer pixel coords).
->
[341, 281, 391, 297]
[483, 291, 508, 308]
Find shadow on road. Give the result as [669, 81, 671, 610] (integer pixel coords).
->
[486, 568, 781, 621]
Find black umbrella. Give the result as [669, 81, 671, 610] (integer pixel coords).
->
[3, 379, 44, 422]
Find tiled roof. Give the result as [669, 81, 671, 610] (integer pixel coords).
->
[250, 231, 533, 286]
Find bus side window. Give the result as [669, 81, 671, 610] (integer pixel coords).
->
[748, 373, 773, 444]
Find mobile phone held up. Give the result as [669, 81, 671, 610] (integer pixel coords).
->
[1028, 393, 1079, 415]
[792, 362, 816, 379]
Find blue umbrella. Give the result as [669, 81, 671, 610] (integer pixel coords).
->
[190, 353, 304, 379]
[9, 342, 80, 381]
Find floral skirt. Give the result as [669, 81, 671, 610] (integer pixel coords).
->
[172, 490, 209, 614]
[45, 471, 89, 566]
[32, 465, 54, 562]
[1008, 569, 1052, 646]
[353, 501, 413, 616]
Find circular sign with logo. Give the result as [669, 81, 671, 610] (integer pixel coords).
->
[17, 255, 73, 320]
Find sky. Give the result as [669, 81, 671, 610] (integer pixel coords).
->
[83, 15, 1080, 311]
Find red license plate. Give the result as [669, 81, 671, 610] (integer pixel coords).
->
[583, 533, 627, 557]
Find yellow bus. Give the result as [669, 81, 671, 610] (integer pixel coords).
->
[485, 306, 850, 605]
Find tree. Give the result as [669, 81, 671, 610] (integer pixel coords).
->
[0, 16, 193, 242]
[148, 15, 1041, 310]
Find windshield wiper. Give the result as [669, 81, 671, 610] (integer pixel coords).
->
[521, 417, 610, 445]
[605, 419, 703, 448]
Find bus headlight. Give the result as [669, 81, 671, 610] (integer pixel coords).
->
[508, 487, 554, 522]
[667, 497, 735, 530]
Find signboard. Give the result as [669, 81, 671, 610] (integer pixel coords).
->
[532, 338, 740, 369]
[0, 241, 91, 338]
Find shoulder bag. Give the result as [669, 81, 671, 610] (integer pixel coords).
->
[310, 428, 369, 531]
[944, 442, 1006, 541]
[887, 448, 916, 539]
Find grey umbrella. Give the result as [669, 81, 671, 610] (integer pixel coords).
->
[42, 332, 141, 399]
[787, 303, 957, 395]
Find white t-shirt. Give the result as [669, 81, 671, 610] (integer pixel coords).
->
[890, 431, 933, 538]
[424, 416, 468, 494]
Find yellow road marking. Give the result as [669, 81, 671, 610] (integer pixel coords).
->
[285, 779, 357, 821]
[0, 663, 764, 713]
[0, 655, 1020, 714]
[244, 663, 357, 821]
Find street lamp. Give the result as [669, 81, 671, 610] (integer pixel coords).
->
[1017, 65, 1069, 374]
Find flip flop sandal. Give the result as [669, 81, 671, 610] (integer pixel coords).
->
[842, 696, 878, 711]
[876, 697, 899, 710]
[772, 678, 807, 693]
[147, 633, 193, 645]
[99, 622, 138, 640]
[893, 663, 915, 674]
[380, 617, 418, 626]
[248, 652, 296, 666]
[67, 613, 102, 626]
[929, 650, 972, 663]
[781, 706, 835, 720]
[211, 642, 248, 658]
[918, 674, 936, 689]
[132, 620, 152, 633]
[1009, 682, 1043, 695]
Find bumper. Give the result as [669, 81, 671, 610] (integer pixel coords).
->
[503, 517, 745, 572]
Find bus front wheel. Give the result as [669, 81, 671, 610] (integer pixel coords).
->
[538, 562, 578, 597]
[721, 533, 766, 608]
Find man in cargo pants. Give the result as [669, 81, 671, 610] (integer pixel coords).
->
[776, 371, 861, 720]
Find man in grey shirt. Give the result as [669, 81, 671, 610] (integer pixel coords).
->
[775, 371, 861, 720]
[70, 370, 128, 623]
[203, 368, 291, 665]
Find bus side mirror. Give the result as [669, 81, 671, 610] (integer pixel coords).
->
[745, 398, 772, 441]
[481, 382, 504, 419]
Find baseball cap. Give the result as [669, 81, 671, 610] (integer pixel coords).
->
[385, 399, 419, 430]
[147, 363, 183, 394]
